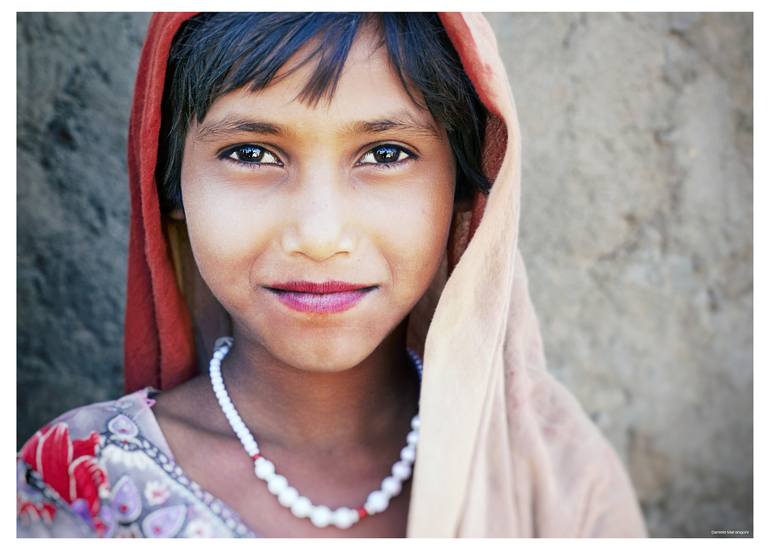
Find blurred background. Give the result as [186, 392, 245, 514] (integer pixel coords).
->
[17, 12, 752, 537]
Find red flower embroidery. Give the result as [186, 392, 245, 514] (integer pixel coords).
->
[18, 497, 56, 524]
[19, 423, 109, 530]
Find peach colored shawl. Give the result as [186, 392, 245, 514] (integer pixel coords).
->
[127, 12, 647, 537]
[405, 14, 647, 537]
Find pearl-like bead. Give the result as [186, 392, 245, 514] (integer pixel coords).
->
[332, 507, 356, 529]
[278, 486, 299, 507]
[310, 505, 332, 528]
[254, 457, 275, 480]
[365, 490, 389, 514]
[209, 338, 422, 530]
[381, 476, 402, 497]
[400, 446, 416, 463]
[291, 496, 312, 518]
[267, 474, 288, 495]
[392, 460, 411, 481]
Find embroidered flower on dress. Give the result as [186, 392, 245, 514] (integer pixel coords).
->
[141, 504, 188, 537]
[107, 414, 140, 438]
[109, 475, 143, 523]
[18, 422, 110, 535]
[184, 517, 213, 538]
[144, 480, 171, 506]
[106, 397, 135, 414]
[101, 445, 149, 471]
[17, 496, 57, 525]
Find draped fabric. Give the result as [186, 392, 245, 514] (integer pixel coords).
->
[22, 12, 647, 537]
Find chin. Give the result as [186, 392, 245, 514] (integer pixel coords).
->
[271, 335, 377, 374]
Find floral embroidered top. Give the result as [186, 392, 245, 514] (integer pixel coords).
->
[17, 388, 257, 538]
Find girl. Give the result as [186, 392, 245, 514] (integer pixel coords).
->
[17, 12, 647, 537]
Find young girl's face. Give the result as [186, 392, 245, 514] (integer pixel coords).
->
[177, 25, 457, 372]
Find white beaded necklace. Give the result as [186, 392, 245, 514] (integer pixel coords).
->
[208, 336, 421, 530]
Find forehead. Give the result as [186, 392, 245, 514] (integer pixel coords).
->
[191, 25, 440, 141]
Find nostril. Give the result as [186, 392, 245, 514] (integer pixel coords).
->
[280, 228, 356, 261]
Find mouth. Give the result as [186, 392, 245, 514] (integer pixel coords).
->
[264, 280, 378, 314]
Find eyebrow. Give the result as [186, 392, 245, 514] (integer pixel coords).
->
[195, 112, 441, 141]
[196, 119, 282, 140]
[342, 116, 440, 139]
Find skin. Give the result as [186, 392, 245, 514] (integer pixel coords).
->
[152, 23, 464, 537]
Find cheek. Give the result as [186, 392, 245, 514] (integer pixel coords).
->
[376, 175, 455, 303]
[180, 163, 274, 310]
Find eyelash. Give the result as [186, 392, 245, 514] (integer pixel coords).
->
[219, 144, 283, 168]
[218, 143, 417, 170]
[355, 144, 416, 169]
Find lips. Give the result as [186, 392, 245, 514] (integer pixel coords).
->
[265, 280, 377, 314]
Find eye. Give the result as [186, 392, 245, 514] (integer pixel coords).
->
[357, 144, 415, 167]
[220, 144, 283, 167]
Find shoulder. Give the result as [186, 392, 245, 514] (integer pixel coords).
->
[519, 367, 647, 536]
[18, 386, 253, 538]
[522, 366, 606, 450]
[17, 388, 158, 537]
[20, 388, 159, 448]
[518, 366, 611, 490]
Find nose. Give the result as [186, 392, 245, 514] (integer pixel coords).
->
[280, 174, 356, 262]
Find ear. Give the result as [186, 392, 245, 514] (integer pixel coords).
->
[168, 207, 186, 221]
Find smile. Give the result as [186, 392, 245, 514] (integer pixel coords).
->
[264, 281, 378, 314]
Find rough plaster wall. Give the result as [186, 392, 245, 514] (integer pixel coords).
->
[486, 13, 752, 537]
[17, 12, 151, 443]
[17, 12, 752, 537]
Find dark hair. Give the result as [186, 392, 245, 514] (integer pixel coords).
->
[156, 12, 490, 213]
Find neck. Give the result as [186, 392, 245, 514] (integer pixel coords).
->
[217, 319, 420, 455]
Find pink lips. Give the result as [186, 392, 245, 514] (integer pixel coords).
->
[265, 280, 377, 314]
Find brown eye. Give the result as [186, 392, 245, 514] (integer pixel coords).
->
[373, 145, 399, 162]
[222, 144, 282, 166]
[359, 144, 413, 166]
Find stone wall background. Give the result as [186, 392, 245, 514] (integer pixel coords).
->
[17, 12, 752, 537]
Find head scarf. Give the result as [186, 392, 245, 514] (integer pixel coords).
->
[125, 12, 647, 537]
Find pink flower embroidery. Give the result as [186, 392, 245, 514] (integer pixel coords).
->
[143, 480, 170, 506]
[184, 517, 213, 537]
